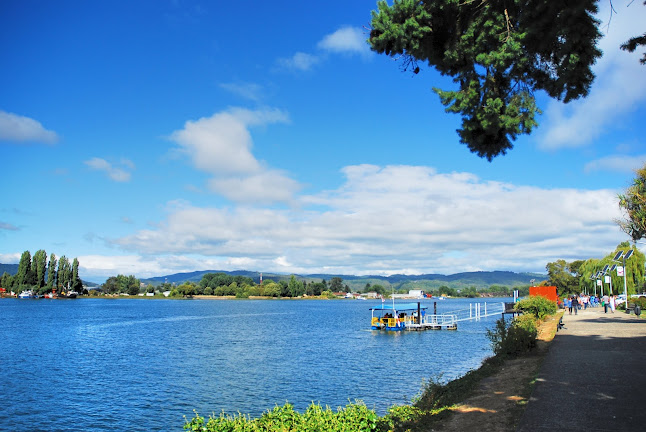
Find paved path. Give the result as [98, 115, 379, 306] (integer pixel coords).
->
[516, 306, 646, 431]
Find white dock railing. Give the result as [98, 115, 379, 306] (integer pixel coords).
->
[420, 314, 458, 327]
[404, 313, 458, 330]
[444, 302, 506, 322]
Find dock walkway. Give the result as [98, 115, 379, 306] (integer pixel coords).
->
[516, 306, 646, 431]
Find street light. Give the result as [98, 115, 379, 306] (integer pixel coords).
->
[589, 274, 596, 296]
[605, 264, 617, 295]
[594, 271, 603, 296]
[601, 265, 610, 295]
[613, 250, 634, 312]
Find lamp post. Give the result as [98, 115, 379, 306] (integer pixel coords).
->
[604, 265, 617, 296]
[594, 271, 602, 297]
[601, 265, 610, 295]
[613, 250, 634, 312]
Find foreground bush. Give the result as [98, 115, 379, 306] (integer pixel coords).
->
[514, 296, 557, 319]
[184, 402, 378, 432]
[486, 314, 538, 357]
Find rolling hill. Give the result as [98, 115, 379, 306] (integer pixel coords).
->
[139, 269, 546, 290]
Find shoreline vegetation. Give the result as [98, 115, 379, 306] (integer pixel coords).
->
[184, 297, 559, 432]
[3, 268, 532, 300]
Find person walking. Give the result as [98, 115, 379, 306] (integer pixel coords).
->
[610, 294, 616, 313]
[571, 295, 579, 315]
[602, 294, 609, 313]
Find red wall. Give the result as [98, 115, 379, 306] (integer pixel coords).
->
[529, 286, 558, 303]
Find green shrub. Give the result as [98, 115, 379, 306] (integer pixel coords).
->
[486, 315, 538, 358]
[514, 296, 557, 319]
[377, 405, 424, 431]
[184, 402, 378, 432]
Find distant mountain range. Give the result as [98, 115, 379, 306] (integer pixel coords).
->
[0, 263, 18, 275]
[139, 269, 546, 290]
[1, 263, 546, 290]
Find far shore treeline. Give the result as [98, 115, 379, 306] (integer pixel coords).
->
[2, 242, 644, 299]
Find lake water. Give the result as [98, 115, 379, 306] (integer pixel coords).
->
[0, 297, 505, 431]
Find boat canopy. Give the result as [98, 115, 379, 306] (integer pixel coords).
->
[369, 303, 427, 311]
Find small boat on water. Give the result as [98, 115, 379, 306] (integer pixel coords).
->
[18, 290, 38, 299]
[369, 302, 458, 331]
[370, 302, 428, 331]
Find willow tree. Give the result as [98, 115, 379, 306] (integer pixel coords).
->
[618, 163, 646, 242]
[368, 1, 642, 160]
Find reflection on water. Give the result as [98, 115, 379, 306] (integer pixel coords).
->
[0, 297, 501, 431]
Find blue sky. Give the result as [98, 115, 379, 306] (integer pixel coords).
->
[1, 0, 645, 283]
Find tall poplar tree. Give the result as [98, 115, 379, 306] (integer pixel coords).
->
[15, 250, 33, 289]
[47, 253, 57, 290]
[32, 249, 48, 290]
[58, 256, 71, 290]
[71, 258, 82, 291]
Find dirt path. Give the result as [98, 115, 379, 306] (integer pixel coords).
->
[426, 313, 561, 432]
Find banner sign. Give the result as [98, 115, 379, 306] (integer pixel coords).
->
[605, 275, 611, 283]
[617, 266, 624, 277]
[597, 279, 602, 286]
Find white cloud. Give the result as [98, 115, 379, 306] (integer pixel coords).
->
[276, 52, 321, 71]
[169, 107, 300, 204]
[84, 157, 134, 182]
[208, 170, 301, 204]
[317, 26, 371, 57]
[0, 110, 59, 144]
[111, 165, 624, 276]
[538, 4, 646, 150]
[584, 154, 646, 173]
[219, 82, 264, 102]
[0, 252, 20, 263]
[276, 26, 370, 73]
